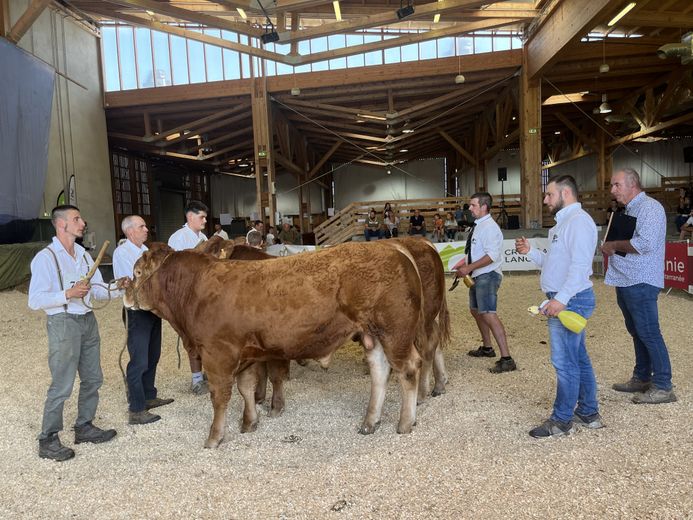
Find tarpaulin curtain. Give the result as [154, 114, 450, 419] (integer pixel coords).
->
[0, 37, 55, 243]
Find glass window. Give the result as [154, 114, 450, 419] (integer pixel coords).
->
[329, 57, 347, 69]
[204, 29, 223, 82]
[364, 33, 382, 66]
[438, 37, 455, 58]
[102, 26, 120, 91]
[511, 37, 523, 49]
[419, 40, 436, 60]
[311, 36, 328, 52]
[151, 30, 171, 86]
[170, 35, 189, 85]
[187, 31, 206, 83]
[456, 36, 473, 55]
[295, 41, 310, 72]
[346, 34, 363, 48]
[328, 34, 345, 50]
[239, 35, 250, 78]
[221, 31, 240, 80]
[311, 60, 329, 72]
[117, 26, 137, 90]
[264, 59, 276, 76]
[135, 28, 154, 88]
[401, 43, 418, 62]
[384, 46, 400, 64]
[474, 36, 492, 54]
[493, 36, 511, 51]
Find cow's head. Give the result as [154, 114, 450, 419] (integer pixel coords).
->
[123, 242, 173, 311]
[194, 235, 236, 258]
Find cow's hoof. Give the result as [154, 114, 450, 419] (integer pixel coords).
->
[204, 436, 223, 448]
[431, 387, 446, 397]
[357, 421, 380, 435]
[396, 422, 414, 434]
[268, 407, 284, 418]
[240, 421, 258, 433]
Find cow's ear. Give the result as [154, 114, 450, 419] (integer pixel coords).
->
[149, 242, 173, 253]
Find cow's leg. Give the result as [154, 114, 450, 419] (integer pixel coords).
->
[358, 340, 391, 435]
[254, 362, 268, 405]
[418, 353, 433, 403]
[204, 355, 240, 449]
[267, 359, 290, 417]
[237, 364, 260, 433]
[396, 344, 422, 434]
[431, 346, 448, 397]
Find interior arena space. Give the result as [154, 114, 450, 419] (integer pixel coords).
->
[1, 274, 690, 519]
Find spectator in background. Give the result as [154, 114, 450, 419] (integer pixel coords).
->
[246, 230, 264, 249]
[266, 226, 276, 246]
[432, 213, 445, 243]
[383, 210, 399, 238]
[246, 220, 264, 243]
[606, 200, 622, 216]
[675, 194, 691, 232]
[409, 209, 426, 236]
[444, 212, 458, 241]
[679, 209, 693, 240]
[383, 202, 392, 217]
[461, 204, 474, 230]
[213, 223, 229, 241]
[278, 222, 301, 245]
[364, 209, 383, 241]
[455, 205, 464, 229]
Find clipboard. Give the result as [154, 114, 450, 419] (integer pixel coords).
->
[605, 212, 636, 257]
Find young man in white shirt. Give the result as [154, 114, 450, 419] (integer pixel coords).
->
[167, 201, 209, 394]
[454, 193, 516, 373]
[213, 223, 229, 241]
[114, 215, 173, 425]
[28, 205, 119, 461]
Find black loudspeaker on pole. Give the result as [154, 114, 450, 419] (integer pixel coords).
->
[683, 147, 693, 163]
[497, 167, 507, 182]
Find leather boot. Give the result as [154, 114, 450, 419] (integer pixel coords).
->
[74, 422, 117, 444]
[39, 433, 75, 461]
[129, 410, 161, 425]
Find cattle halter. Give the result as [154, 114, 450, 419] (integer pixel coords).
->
[130, 252, 173, 309]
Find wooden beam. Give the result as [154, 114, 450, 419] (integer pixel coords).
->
[609, 111, 693, 147]
[621, 13, 693, 28]
[308, 141, 341, 178]
[554, 112, 598, 151]
[251, 78, 277, 225]
[482, 128, 520, 160]
[544, 150, 594, 169]
[525, 0, 619, 80]
[105, 0, 262, 37]
[438, 129, 479, 168]
[520, 49, 542, 228]
[7, 0, 50, 44]
[148, 105, 247, 143]
[0, 0, 10, 38]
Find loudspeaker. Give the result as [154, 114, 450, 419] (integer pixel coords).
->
[684, 147, 693, 163]
[497, 167, 507, 182]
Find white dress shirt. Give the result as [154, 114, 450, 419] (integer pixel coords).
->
[213, 229, 229, 240]
[469, 214, 503, 277]
[28, 237, 112, 315]
[527, 202, 596, 305]
[168, 224, 207, 251]
[113, 239, 148, 279]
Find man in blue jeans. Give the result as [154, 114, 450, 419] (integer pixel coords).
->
[602, 168, 677, 404]
[516, 175, 602, 438]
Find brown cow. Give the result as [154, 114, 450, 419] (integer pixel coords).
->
[124, 241, 425, 448]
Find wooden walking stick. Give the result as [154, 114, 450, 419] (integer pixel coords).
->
[84, 240, 110, 281]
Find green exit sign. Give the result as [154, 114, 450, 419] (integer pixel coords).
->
[258, 150, 267, 158]
[528, 128, 538, 134]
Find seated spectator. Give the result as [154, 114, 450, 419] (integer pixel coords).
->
[676, 195, 691, 232]
[277, 222, 301, 245]
[409, 209, 426, 236]
[680, 210, 693, 240]
[246, 220, 264, 242]
[432, 213, 445, 242]
[606, 199, 622, 216]
[383, 202, 392, 217]
[461, 203, 474, 230]
[444, 212, 458, 241]
[364, 210, 383, 241]
[383, 210, 399, 238]
[213, 223, 229, 240]
[265, 226, 276, 246]
[246, 229, 264, 249]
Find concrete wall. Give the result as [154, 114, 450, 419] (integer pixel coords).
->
[333, 158, 446, 209]
[9, 1, 114, 249]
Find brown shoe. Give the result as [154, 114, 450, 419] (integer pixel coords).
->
[145, 397, 174, 410]
[129, 410, 161, 425]
[632, 388, 677, 404]
[39, 433, 75, 462]
[612, 377, 651, 393]
[74, 422, 117, 444]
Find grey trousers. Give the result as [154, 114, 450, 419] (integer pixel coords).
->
[39, 312, 103, 439]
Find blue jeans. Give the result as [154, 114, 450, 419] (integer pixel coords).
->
[469, 271, 501, 313]
[364, 229, 383, 241]
[615, 284, 672, 391]
[546, 288, 598, 423]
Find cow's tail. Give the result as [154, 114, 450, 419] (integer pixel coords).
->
[437, 293, 451, 350]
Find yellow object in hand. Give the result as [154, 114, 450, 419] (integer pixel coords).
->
[527, 301, 587, 334]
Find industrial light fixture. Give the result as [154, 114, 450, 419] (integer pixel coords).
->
[455, 74, 466, 84]
[291, 87, 301, 96]
[607, 2, 636, 27]
[433, 13, 440, 23]
[357, 113, 387, 121]
[396, 0, 415, 20]
[599, 94, 612, 114]
[145, 10, 155, 16]
[402, 128, 414, 134]
[399, 149, 409, 153]
[257, 0, 279, 44]
[599, 37, 609, 73]
[236, 8, 247, 20]
[332, 0, 342, 21]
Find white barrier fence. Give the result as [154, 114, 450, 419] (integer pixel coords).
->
[266, 238, 550, 273]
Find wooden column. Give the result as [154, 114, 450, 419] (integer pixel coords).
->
[597, 127, 612, 191]
[1, 0, 11, 38]
[251, 77, 277, 226]
[519, 49, 542, 228]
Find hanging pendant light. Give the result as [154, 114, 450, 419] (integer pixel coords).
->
[599, 94, 612, 114]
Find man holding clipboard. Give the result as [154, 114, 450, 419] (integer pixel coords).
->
[602, 168, 677, 405]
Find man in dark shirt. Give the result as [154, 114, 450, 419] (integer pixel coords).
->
[409, 209, 426, 236]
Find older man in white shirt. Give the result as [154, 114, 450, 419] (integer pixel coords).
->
[28, 205, 119, 461]
[167, 200, 209, 394]
[114, 215, 173, 425]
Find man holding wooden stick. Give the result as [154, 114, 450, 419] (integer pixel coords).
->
[28, 205, 122, 461]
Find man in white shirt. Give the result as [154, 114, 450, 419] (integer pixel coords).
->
[114, 215, 173, 425]
[246, 220, 264, 243]
[213, 223, 229, 241]
[516, 175, 602, 438]
[453, 193, 516, 373]
[167, 201, 209, 394]
[28, 205, 119, 461]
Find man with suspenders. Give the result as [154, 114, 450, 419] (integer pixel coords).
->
[28, 205, 120, 461]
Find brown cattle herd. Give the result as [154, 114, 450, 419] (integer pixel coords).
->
[123, 236, 450, 448]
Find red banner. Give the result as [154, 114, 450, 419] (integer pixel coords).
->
[664, 241, 692, 293]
